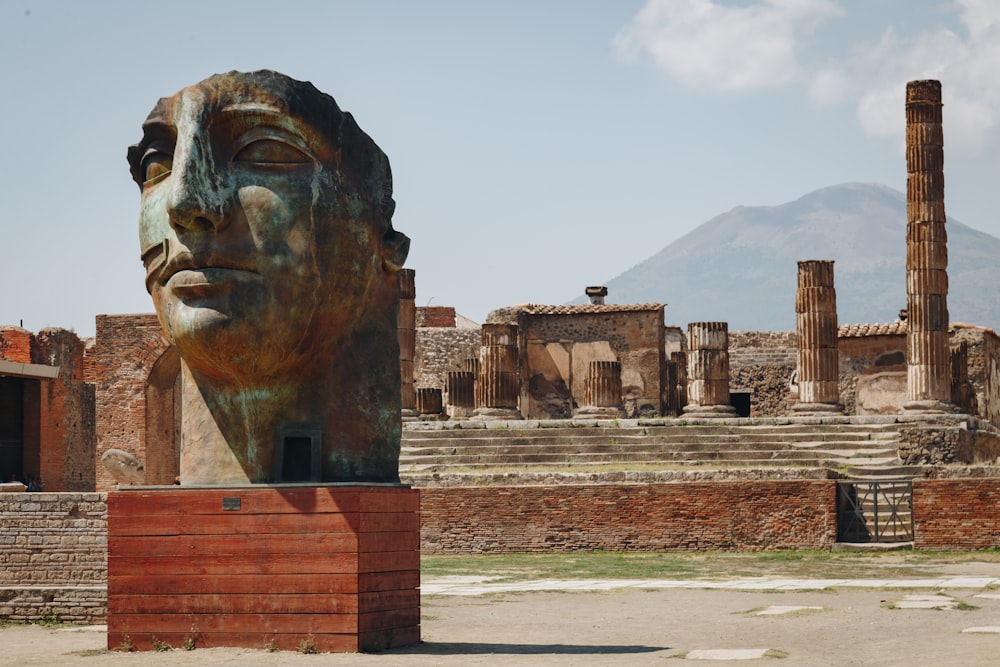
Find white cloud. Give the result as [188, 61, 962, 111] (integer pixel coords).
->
[617, 0, 1000, 157]
[614, 0, 843, 92]
[840, 4, 1000, 158]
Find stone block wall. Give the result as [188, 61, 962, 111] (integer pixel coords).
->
[951, 325, 1000, 423]
[415, 327, 482, 391]
[487, 305, 666, 419]
[728, 331, 797, 417]
[0, 492, 107, 623]
[419, 481, 837, 553]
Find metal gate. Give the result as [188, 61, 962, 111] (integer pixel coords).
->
[836, 480, 914, 543]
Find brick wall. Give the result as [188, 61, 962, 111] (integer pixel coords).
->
[34, 329, 95, 492]
[86, 315, 171, 491]
[420, 481, 837, 553]
[416, 306, 456, 328]
[913, 479, 1000, 550]
[0, 492, 107, 623]
[0, 326, 33, 363]
[0, 327, 95, 492]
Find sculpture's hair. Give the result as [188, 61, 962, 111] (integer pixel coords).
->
[127, 70, 398, 240]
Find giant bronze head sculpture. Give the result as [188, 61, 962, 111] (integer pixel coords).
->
[129, 71, 409, 485]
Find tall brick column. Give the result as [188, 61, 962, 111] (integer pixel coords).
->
[793, 260, 843, 414]
[904, 79, 954, 412]
[683, 322, 737, 417]
[473, 323, 523, 420]
[398, 269, 418, 420]
[576, 361, 622, 418]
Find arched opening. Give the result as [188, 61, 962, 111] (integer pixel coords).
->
[145, 347, 181, 485]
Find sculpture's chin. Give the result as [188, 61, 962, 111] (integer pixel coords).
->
[163, 304, 306, 385]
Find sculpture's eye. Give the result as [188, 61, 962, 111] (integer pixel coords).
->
[141, 152, 172, 186]
[233, 139, 312, 167]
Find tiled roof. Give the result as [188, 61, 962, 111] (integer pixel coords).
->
[838, 321, 907, 337]
[512, 303, 664, 315]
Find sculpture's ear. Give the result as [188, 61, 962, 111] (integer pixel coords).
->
[381, 229, 410, 272]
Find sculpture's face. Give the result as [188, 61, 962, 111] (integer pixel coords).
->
[131, 73, 393, 383]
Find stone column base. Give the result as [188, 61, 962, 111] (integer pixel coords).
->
[791, 402, 844, 415]
[682, 404, 738, 418]
[446, 406, 476, 420]
[573, 406, 622, 419]
[107, 485, 420, 653]
[471, 407, 524, 421]
[903, 399, 959, 414]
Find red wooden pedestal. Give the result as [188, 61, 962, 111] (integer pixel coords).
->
[106, 485, 420, 653]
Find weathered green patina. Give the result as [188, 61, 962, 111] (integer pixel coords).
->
[128, 71, 409, 485]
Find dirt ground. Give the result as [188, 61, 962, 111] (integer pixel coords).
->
[5, 581, 1000, 666]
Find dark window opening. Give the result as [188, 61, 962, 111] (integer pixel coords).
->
[730, 392, 751, 418]
[281, 436, 313, 482]
[0, 377, 24, 482]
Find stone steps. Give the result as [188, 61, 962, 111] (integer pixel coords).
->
[400, 418, 907, 480]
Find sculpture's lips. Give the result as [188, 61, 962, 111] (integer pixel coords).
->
[168, 268, 256, 290]
[160, 255, 259, 293]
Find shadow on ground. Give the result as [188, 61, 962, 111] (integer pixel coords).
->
[383, 642, 668, 655]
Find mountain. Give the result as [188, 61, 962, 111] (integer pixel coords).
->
[590, 183, 1000, 331]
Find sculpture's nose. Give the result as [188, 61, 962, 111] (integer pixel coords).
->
[166, 125, 227, 234]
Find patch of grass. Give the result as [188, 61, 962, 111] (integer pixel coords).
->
[150, 636, 172, 651]
[34, 611, 62, 627]
[765, 648, 790, 658]
[421, 549, 1000, 583]
[115, 633, 134, 652]
[954, 601, 980, 611]
[264, 637, 279, 652]
[298, 633, 318, 654]
[70, 649, 109, 657]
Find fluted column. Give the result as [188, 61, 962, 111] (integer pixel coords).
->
[398, 269, 418, 420]
[575, 361, 622, 418]
[473, 323, 523, 420]
[416, 387, 444, 419]
[445, 370, 476, 419]
[904, 79, 954, 412]
[683, 322, 737, 417]
[671, 351, 687, 417]
[793, 260, 843, 414]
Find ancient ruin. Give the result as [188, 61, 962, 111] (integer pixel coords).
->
[684, 322, 738, 417]
[905, 79, 954, 412]
[793, 260, 843, 413]
[5, 77, 1000, 635]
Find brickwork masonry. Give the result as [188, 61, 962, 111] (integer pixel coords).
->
[6, 480, 1000, 623]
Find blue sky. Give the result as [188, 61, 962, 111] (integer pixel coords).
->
[2, 0, 998, 335]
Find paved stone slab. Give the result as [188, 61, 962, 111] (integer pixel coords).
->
[755, 605, 823, 616]
[421, 576, 1000, 597]
[686, 648, 770, 660]
[973, 592, 1000, 600]
[962, 626, 1000, 634]
[894, 594, 957, 609]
